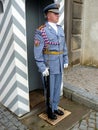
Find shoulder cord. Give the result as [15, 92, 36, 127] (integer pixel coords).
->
[41, 28, 59, 50]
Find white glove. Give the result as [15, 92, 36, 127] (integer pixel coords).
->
[64, 63, 68, 68]
[42, 68, 49, 76]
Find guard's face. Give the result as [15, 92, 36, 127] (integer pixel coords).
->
[47, 12, 59, 23]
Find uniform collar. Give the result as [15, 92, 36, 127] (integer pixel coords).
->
[45, 22, 60, 36]
[47, 22, 58, 33]
[48, 22, 57, 27]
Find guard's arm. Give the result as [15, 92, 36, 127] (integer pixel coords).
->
[34, 29, 47, 73]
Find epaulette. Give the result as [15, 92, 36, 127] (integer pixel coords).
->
[38, 24, 46, 30]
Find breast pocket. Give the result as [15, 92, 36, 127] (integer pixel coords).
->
[59, 34, 65, 43]
[48, 36, 56, 42]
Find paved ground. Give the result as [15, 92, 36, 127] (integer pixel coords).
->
[0, 103, 29, 130]
[71, 110, 98, 130]
[20, 98, 90, 130]
[63, 65, 98, 111]
[64, 65, 98, 95]
[63, 65, 98, 130]
[0, 65, 98, 130]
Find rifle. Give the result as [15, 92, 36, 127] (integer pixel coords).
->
[44, 74, 52, 117]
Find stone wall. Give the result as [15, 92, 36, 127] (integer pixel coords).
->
[71, 0, 83, 65]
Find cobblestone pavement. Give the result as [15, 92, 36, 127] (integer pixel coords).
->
[63, 65, 98, 130]
[64, 65, 98, 95]
[0, 103, 29, 130]
[0, 65, 98, 130]
[70, 110, 98, 130]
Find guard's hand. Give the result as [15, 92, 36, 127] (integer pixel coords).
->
[64, 63, 68, 68]
[42, 68, 49, 76]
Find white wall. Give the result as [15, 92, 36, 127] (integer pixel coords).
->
[0, 0, 29, 117]
[82, 0, 98, 66]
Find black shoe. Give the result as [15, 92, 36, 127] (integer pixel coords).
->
[54, 109, 64, 116]
[48, 112, 57, 120]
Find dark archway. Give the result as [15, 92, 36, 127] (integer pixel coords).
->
[0, 1, 4, 13]
[26, 0, 54, 91]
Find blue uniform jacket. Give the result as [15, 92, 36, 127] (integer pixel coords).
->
[34, 22, 68, 74]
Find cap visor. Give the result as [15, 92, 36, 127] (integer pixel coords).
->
[48, 9, 59, 14]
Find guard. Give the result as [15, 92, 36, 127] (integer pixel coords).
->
[34, 3, 68, 120]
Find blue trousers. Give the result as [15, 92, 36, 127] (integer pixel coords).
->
[50, 74, 62, 112]
[42, 74, 62, 112]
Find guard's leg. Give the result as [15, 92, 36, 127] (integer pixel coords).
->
[49, 74, 55, 112]
[53, 74, 62, 110]
[43, 75, 57, 120]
